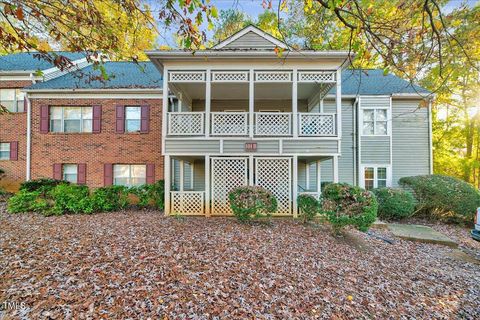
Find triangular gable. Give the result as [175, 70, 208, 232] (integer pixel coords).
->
[212, 25, 290, 50]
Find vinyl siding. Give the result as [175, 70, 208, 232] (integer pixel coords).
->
[392, 100, 430, 186]
[193, 159, 205, 191]
[361, 136, 391, 164]
[223, 31, 277, 49]
[282, 140, 339, 154]
[165, 140, 220, 153]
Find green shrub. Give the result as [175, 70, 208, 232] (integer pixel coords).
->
[7, 190, 49, 213]
[229, 186, 278, 222]
[399, 175, 480, 223]
[297, 194, 319, 223]
[91, 186, 129, 212]
[129, 180, 164, 209]
[49, 184, 93, 215]
[20, 178, 69, 195]
[321, 183, 378, 233]
[372, 187, 416, 220]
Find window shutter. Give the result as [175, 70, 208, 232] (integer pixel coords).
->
[115, 105, 125, 133]
[53, 163, 62, 180]
[104, 163, 113, 186]
[23, 99, 28, 113]
[146, 164, 155, 184]
[78, 163, 87, 185]
[140, 105, 150, 133]
[92, 105, 102, 133]
[9, 141, 18, 161]
[40, 105, 49, 133]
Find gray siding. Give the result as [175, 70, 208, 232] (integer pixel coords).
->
[361, 136, 391, 164]
[193, 159, 205, 191]
[224, 31, 276, 49]
[282, 140, 338, 154]
[392, 100, 430, 186]
[223, 140, 279, 154]
[165, 140, 220, 153]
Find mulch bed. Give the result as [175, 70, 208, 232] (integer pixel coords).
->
[1, 203, 479, 319]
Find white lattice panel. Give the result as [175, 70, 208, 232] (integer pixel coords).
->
[299, 113, 336, 136]
[298, 71, 336, 83]
[211, 158, 248, 215]
[255, 71, 292, 82]
[212, 71, 249, 82]
[171, 191, 204, 215]
[169, 71, 205, 82]
[255, 158, 292, 215]
[168, 112, 204, 135]
[211, 112, 248, 136]
[255, 112, 292, 136]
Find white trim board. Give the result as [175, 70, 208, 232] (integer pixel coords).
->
[212, 25, 290, 50]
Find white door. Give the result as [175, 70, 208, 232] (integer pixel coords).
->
[211, 157, 248, 215]
[255, 157, 292, 215]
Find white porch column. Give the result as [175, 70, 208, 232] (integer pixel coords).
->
[249, 155, 254, 186]
[205, 155, 211, 217]
[164, 155, 171, 215]
[336, 69, 342, 137]
[162, 68, 169, 154]
[205, 69, 211, 138]
[292, 155, 298, 218]
[333, 155, 339, 183]
[292, 68, 298, 138]
[249, 69, 254, 138]
[179, 160, 184, 191]
[316, 160, 321, 194]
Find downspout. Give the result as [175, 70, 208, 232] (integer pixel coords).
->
[25, 92, 31, 181]
[353, 96, 359, 186]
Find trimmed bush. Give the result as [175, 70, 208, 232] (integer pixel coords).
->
[372, 187, 416, 220]
[321, 183, 378, 233]
[229, 186, 277, 222]
[399, 174, 480, 223]
[129, 180, 165, 209]
[297, 194, 319, 223]
[7, 190, 49, 213]
[20, 178, 68, 195]
[49, 184, 93, 215]
[91, 186, 129, 212]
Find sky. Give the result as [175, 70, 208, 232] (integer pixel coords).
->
[149, 0, 479, 47]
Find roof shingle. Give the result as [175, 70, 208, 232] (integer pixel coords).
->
[0, 51, 87, 71]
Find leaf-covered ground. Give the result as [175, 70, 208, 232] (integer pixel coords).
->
[1, 204, 479, 319]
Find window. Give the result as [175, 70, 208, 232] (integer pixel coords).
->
[362, 109, 388, 135]
[0, 143, 10, 160]
[63, 164, 78, 183]
[362, 166, 390, 190]
[125, 106, 141, 132]
[113, 164, 146, 186]
[0, 89, 24, 113]
[50, 106, 93, 133]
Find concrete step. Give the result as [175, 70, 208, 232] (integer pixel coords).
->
[388, 223, 458, 248]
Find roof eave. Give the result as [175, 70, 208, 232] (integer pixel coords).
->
[23, 88, 162, 93]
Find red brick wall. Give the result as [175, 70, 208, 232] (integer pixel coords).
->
[30, 98, 163, 188]
[0, 80, 30, 191]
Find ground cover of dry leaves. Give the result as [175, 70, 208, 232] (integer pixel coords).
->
[1, 203, 479, 319]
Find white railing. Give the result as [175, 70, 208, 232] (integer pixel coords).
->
[170, 191, 204, 215]
[255, 112, 292, 136]
[211, 112, 248, 136]
[299, 113, 336, 136]
[167, 112, 205, 136]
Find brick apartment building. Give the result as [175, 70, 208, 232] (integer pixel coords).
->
[0, 53, 164, 191]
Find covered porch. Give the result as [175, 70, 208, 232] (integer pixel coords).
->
[165, 155, 339, 216]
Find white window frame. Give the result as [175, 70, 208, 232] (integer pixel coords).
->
[360, 164, 392, 190]
[50, 106, 93, 133]
[359, 107, 391, 136]
[63, 164, 78, 184]
[0, 88, 24, 113]
[113, 164, 146, 187]
[125, 106, 142, 133]
[0, 143, 10, 160]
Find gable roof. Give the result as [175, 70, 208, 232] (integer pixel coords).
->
[212, 25, 290, 50]
[0, 51, 87, 72]
[25, 61, 162, 91]
[336, 69, 430, 96]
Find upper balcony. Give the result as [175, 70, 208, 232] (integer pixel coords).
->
[164, 69, 342, 139]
